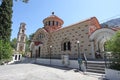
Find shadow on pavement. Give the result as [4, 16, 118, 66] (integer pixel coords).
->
[34, 63, 73, 71]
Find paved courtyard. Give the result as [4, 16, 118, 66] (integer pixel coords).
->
[0, 63, 104, 80]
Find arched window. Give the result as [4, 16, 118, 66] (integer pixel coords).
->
[20, 46, 23, 51]
[48, 21, 50, 26]
[52, 21, 54, 26]
[45, 22, 48, 26]
[22, 30, 24, 33]
[21, 36, 24, 42]
[62, 38, 71, 51]
[64, 43, 66, 50]
[68, 41, 71, 50]
[56, 21, 58, 26]
[38, 33, 45, 40]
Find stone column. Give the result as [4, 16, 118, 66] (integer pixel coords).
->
[23, 44, 26, 52]
[16, 43, 19, 51]
[91, 41, 95, 59]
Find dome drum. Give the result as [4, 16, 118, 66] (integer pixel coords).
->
[43, 12, 64, 32]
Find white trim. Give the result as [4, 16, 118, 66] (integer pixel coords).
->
[89, 28, 115, 41]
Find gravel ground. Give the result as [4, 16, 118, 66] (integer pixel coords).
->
[0, 63, 104, 80]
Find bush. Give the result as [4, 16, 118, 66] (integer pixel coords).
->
[0, 40, 12, 64]
[106, 31, 120, 70]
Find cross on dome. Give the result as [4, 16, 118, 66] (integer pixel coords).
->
[52, 12, 54, 15]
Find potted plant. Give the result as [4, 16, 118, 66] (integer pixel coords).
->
[105, 31, 120, 80]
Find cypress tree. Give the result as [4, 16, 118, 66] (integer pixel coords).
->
[0, 0, 28, 42]
[0, 0, 13, 42]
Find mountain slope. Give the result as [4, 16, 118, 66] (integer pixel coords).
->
[101, 18, 120, 28]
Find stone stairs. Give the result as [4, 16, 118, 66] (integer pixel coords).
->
[86, 61, 105, 74]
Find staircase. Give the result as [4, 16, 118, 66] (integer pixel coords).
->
[86, 61, 105, 74]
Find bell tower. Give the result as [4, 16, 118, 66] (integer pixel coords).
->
[43, 12, 64, 33]
[16, 23, 26, 53]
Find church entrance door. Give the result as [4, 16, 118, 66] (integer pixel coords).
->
[38, 47, 41, 58]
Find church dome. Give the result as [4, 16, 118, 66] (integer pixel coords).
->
[43, 12, 64, 32]
[43, 12, 64, 26]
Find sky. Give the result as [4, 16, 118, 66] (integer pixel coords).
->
[11, 0, 120, 39]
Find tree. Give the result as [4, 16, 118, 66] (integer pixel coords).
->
[15, 0, 29, 3]
[23, 33, 34, 57]
[0, 40, 12, 64]
[106, 31, 120, 70]
[25, 36, 30, 52]
[10, 38, 17, 50]
[29, 33, 35, 41]
[0, 0, 13, 42]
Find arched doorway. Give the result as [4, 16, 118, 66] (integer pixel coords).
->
[89, 28, 115, 59]
[29, 42, 35, 58]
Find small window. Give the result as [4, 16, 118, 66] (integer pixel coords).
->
[15, 55, 17, 60]
[18, 55, 21, 60]
[85, 25, 88, 27]
[48, 21, 50, 26]
[38, 33, 45, 40]
[56, 21, 58, 26]
[52, 21, 54, 26]
[22, 30, 24, 33]
[72, 29, 74, 31]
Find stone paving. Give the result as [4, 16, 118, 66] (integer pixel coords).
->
[0, 63, 105, 80]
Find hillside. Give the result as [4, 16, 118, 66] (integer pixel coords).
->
[101, 18, 120, 28]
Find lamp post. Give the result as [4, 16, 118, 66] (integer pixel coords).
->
[77, 41, 81, 70]
[77, 41, 80, 58]
[50, 45, 52, 65]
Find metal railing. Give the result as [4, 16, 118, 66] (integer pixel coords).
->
[83, 52, 88, 69]
[104, 52, 112, 68]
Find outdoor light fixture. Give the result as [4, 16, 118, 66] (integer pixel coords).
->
[77, 41, 80, 58]
[77, 40, 81, 70]
[77, 41, 80, 44]
[50, 45, 52, 65]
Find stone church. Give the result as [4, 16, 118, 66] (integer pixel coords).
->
[30, 13, 116, 59]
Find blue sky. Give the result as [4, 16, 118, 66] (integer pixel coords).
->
[11, 0, 120, 39]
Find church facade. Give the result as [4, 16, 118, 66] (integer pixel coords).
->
[30, 13, 115, 59]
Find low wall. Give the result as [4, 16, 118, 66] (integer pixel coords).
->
[36, 58, 85, 70]
[69, 60, 79, 68]
[51, 59, 64, 67]
[105, 68, 120, 80]
[36, 59, 50, 65]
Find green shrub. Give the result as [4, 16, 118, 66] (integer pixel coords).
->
[0, 40, 12, 63]
[106, 31, 120, 70]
